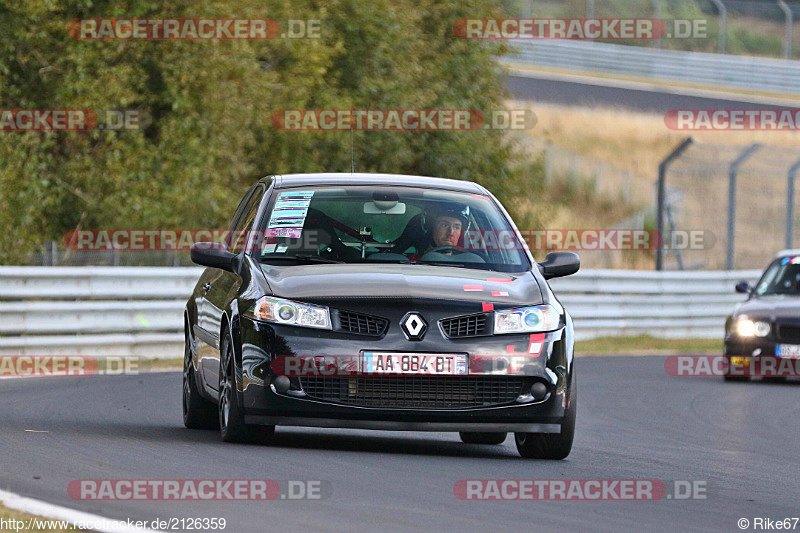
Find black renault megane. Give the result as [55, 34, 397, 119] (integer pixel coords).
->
[184, 173, 580, 459]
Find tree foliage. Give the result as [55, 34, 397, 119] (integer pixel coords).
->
[0, 0, 541, 264]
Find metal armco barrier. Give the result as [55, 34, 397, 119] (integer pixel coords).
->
[508, 40, 800, 95]
[0, 267, 202, 357]
[0, 266, 763, 356]
[549, 268, 761, 340]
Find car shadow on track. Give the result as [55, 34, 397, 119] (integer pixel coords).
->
[252, 430, 522, 459]
[3, 419, 527, 459]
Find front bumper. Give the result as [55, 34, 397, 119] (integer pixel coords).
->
[724, 336, 792, 358]
[724, 336, 800, 377]
[236, 316, 573, 430]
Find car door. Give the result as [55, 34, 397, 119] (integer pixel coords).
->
[201, 184, 266, 388]
[195, 185, 256, 390]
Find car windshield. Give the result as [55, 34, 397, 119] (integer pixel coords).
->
[255, 185, 530, 273]
[754, 257, 800, 296]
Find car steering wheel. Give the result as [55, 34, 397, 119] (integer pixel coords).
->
[425, 245, 462, 255]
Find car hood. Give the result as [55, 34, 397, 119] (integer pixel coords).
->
[258, 263, 542, 307]
[734, 295, 800, 320]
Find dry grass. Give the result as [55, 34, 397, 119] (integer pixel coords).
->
[510, 102, 800, 269]
[147, 358, 183, 370]
[577, 335, 723, 356]
[522, 102, 800, 177]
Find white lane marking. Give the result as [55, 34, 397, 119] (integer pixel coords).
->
[0, 488, 164, 533]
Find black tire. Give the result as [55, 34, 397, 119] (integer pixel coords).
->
[183, 334, 218, 430]
[515, 370, 576, 460]
[218, 334, 275, 444]
[459, 432, 507, 445]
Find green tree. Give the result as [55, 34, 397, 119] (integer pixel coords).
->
[0, 0, 542, 264]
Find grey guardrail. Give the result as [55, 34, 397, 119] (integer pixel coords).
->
[507, 40, 800, 95]
[550, 268, 761, 340]
[0, 266, 762, 356]
[0, 267, 203, 357]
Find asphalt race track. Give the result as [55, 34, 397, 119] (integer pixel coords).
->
[506, 74, 797, 113]
[1, 356, 798, 532]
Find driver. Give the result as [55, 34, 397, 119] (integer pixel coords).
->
[423, 204, 470, 254]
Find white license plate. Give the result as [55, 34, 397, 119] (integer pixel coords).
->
[362, 352, 468, 375]
[776, 344, 800, 358]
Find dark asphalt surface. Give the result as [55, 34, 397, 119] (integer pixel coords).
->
[506, 74, 797, 112]
[1, 357, 798, 532]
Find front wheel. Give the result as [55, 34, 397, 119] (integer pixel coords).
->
[515, 370, 576, 459]
[218, 335, 275, 444]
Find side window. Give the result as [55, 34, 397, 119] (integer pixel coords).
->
[229, 185, 265, 253]
[228, 187, 256, 232]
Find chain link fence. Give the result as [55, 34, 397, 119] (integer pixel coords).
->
[658, 139, 800, 271]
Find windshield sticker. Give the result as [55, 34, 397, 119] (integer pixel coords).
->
[781, 256, 800, 265]
[266, 227, 303, 239]
[267, 190, 314, 234]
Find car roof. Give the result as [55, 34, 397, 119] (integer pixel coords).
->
[261, 173, 487, 194]
[776, 249, 800, 258]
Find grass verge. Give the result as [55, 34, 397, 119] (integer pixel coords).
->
[576, 335, 723, 356]
[148, 358, 183, 370]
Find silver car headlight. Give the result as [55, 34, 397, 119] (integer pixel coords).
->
[494, 304, 560, 334]
[248, 296, 331, 330]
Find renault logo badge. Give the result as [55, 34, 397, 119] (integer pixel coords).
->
[400, 312, 428, 341]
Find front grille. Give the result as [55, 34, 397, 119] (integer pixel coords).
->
[440, 313, 490, 338]
[336, 310, 388, 336]
[777, 324, 800, 342]
[299, 376, 525, 409]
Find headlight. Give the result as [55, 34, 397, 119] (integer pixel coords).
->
[736, 317, 770, 337]
[494, 305, 560, 334]
[248, 296, 331, 330]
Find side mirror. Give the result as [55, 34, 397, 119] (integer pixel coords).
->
[735, 281, 752, 294]
[191, 242, 236, 272]
[538, 252, 580, 280]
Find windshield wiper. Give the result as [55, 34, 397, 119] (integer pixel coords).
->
[261, 254, 344, 264]
[415, 261, 480, 269]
